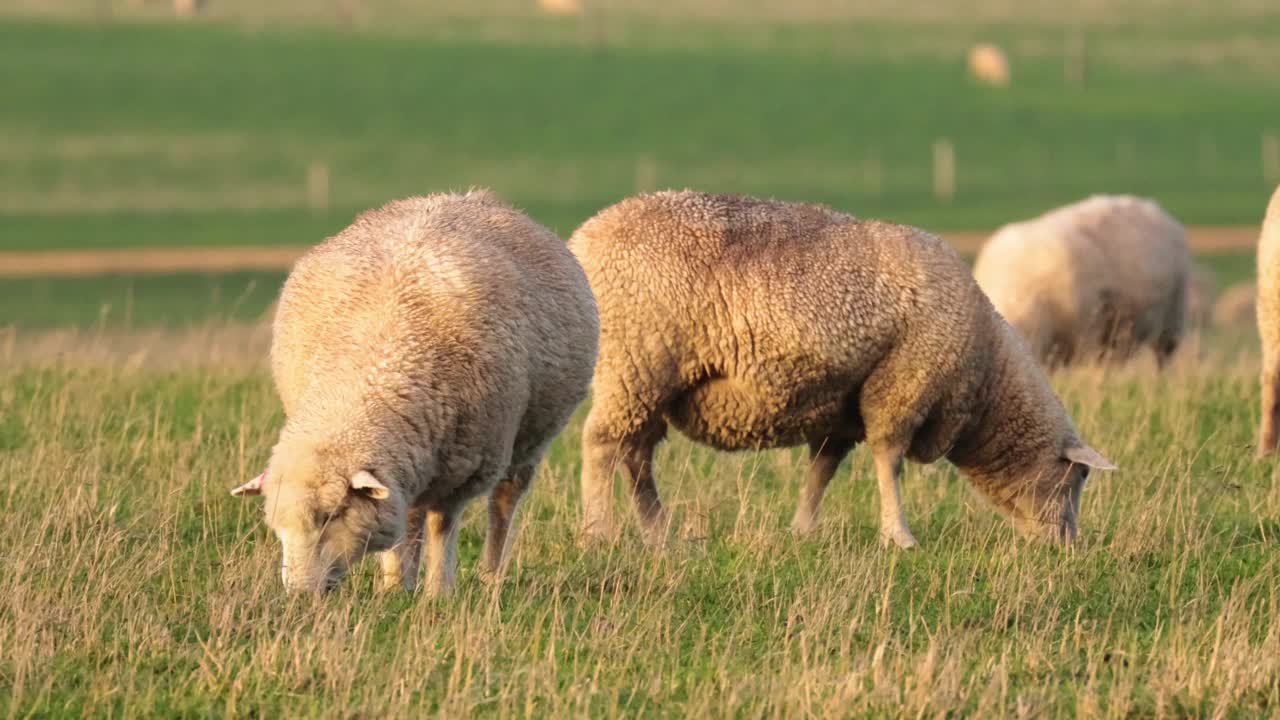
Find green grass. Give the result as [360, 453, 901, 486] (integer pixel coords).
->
[1, 13, 1278, 254]
[0, 331, 1276, 716]
[0, 271, 282, 328]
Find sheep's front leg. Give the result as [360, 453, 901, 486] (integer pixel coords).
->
[873, 446, 917, 549]
[421, 506, 462, 597]
[377, 505, 426, 592]
[792, 437, 854, 534]
[482, 465, 535, 581]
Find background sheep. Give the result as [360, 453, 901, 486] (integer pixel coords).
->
[537, 0, 583, 15]
[569, 190, 1114, 549]
[1257, 185, 1280, 455]
[231, 190, 598, 595]
[967, 43, 1011, 86]
[972, 195, 1190, 368]
[1186, 263, 1218, 330]
[1214, 282, 1257, 328]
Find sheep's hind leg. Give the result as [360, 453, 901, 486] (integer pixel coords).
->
[1260, 362, 1280, 457]
[791, 436, 854, 534]
[873, 446, 917, 549]
[619, 424, 670, 545]
[580, 413, 621, 542]
[481, 465, 536, 582]
[377, 505, 426, 592]
[421, 506, 463, 597]
[581, 412, 669, 544]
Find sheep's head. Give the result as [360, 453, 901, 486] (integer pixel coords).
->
[231, 442, 404, 592]
[1001, 441, 1116, 543]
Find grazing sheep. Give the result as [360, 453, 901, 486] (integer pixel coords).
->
[232, 191, 598, 595]
[1213, 283, 1256, 328]
[570, 191, 1115, 549]
[1257, 185, 1280, 455]
[968, 43, 1011, 86]
[1186, 263, 1218, 329]
[973, 195, 1190, 368]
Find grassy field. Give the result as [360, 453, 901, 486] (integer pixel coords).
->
[2, 3, 1277, 329]
[1, 4, 1278, 715]
[2, 6, 1278, 250]
[1, 329, 1277, 716]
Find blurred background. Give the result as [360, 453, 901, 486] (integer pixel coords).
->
[2, 0, 1276, 329]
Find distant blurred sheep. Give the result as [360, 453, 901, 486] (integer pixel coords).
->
[968, 43, 1010, 86]
[1256, 185, 1280, 455]
[973, 195, 1190, 368]
[1213, 283, 1256, 328]
[1186, 263, 1218, 329]
[172, 0, 204, 17]
[538, 0, 582, 15]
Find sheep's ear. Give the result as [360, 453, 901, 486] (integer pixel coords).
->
[1064, 445, 1117, 471]
[350, 470, 391, 500]
[231, 472, 266, 497]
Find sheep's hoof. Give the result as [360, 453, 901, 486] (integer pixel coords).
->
[639, 513, 673, 547]
[879, 527, 919, 550]
[577, 524, 619, 548]
[790, 514, 819, 536]
[640, 526, 670, 547]
[374, 573, 406, 594]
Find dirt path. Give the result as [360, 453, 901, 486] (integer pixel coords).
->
[942, 225, 1260, 255]
[0, 246, 310, 277]
[0, 226, 1261, 277]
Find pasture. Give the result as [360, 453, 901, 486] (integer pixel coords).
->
[2, 1, 1279, 717]
[2, 329, 1277, 716]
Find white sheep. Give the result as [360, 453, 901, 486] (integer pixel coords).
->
[968, 43, 1010, 86]
[537, 0, 582, 14]
[569, 190, 1114, 549]
[973, 195, 1189, 368]
[1256, 185, 1280, 455]
[232, 190, 598, 595]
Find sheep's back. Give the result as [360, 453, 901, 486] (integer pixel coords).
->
[273, 192, 596, 439]
[572, 191, 988, 449]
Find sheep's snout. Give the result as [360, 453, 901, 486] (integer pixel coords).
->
[282, 563, 347, 594]
[1013, 483, 1081, 544]
[280, 538, 348, 593]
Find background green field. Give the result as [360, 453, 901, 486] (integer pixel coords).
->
[4, 2, 1278, 327]
[2, 2, 1279, 716]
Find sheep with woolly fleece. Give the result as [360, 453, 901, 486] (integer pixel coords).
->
[1256, 186, 1280, 455]
[972, 195, 1189, 368]
[569, 190, 1114, 549]
[231, 190, 598, 595]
